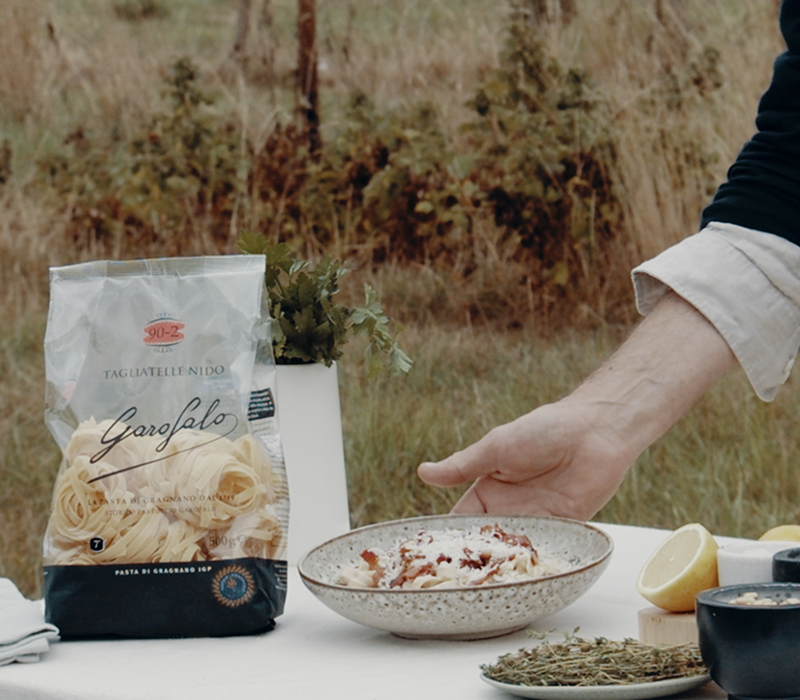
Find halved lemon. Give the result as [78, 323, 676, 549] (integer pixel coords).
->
[759, 524, 800, 542]
[635, 523, 719, 612]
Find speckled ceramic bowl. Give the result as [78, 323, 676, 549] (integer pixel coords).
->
[297, 514, 613, 640]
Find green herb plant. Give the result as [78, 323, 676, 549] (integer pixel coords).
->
[239, 233, 412, 377]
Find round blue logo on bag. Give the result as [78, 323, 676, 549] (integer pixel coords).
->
[212, 565, 255, 608]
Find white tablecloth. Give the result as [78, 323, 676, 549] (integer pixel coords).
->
[0, 523, 730, 699]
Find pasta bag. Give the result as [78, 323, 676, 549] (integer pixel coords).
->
[42, 256, 289, 639]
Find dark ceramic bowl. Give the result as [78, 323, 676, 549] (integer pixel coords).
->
[773, 547, 800, 583]
[696, 583, 800, 700]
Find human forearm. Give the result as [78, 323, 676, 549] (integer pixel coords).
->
[561, 290, 737, 467]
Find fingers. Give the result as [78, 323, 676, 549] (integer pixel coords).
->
[448, 484, 488, 514]
[449, 476, 565, 518]
[417, 432, 499, 487]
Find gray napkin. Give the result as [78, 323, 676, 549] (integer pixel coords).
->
[0, 578, 59, 666]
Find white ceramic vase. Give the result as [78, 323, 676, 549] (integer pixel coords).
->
[275, 362, 351, 565]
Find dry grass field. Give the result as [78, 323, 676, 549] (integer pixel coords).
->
[0, 0, 792, 598]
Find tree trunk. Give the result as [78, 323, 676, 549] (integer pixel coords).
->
[256, 0, 275, 85]
[297, 0, 321, 153]
[653, 0, 689, 71]
[231, 0, 252, 62]
[529, 0, 576, 26]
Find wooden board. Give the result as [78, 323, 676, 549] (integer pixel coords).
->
[638, 606, 697, 645]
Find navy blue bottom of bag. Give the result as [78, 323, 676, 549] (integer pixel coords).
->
[43, 558, 287, 639]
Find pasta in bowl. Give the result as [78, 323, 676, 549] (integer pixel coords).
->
[298, 515, 613, 640]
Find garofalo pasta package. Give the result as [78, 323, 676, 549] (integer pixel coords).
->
[42, 256, 289, 638]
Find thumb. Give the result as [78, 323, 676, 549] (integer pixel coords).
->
[417, 438, 496, 487]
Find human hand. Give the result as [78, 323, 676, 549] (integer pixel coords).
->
[417, 292, 737, 522]
[416, 398, 636, 521]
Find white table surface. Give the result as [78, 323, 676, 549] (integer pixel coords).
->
[0, 523, 732, 700]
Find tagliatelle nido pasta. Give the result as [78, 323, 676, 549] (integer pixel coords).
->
[44, 418, 287, 566]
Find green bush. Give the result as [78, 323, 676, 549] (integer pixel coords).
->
[461, 0, 622, 291]
[35, 58, 243, 252]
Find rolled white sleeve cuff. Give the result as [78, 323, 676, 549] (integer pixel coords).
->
[632, 222, 800, 401]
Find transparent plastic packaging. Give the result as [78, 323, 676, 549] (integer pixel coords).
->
[42, 256, 289, 638]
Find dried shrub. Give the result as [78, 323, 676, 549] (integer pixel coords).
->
[248, 91, 468, 264]
[461, 0, 623, 307]
[113, 0, 170, 22]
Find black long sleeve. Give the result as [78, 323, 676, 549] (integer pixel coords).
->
[700, 0, 800, 245]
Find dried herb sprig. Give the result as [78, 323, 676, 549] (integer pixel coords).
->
[481, 633, 707, 687]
